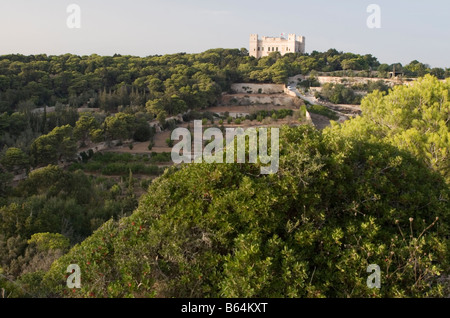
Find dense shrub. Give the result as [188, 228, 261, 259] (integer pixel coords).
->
[307, 104, 339, 120]
[43, 125, 450, 298]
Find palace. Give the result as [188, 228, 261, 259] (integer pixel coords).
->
[249, 34, 305, 58]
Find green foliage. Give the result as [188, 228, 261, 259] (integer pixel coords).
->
[0, 170, 13, 199]
[46, 105, 79, 132]
[307, 104, 339, 120]
[30, 125, 77, 166]
[0, 163, 140, 289]
[0, 51, 444, 122]
[27, 233, 70, 252]
[150, 152, 172, 163]
[298, 76, 321, 88]
[403, 60, 430, 77]
[366, 80, 390, 93]
[156, 111, 167, 127]
[133, 119, 153, 142]
[319, 83, 362, 105]
[166, 138, 174, 147]
[350, 80, 390, 94]
[103, 112, 135, 141]
[100, 163, 160, 176]
[74, 113, 100, 144]
[1, 51, 449, 299]
[43, 125, 450, 298]
[68, 152, 164, 176]
[247, 109, 294, 122]
[0, 147, 30, 172]
[331, 75, 450, 183]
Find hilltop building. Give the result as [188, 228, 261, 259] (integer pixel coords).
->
[249, 34, 305, 58]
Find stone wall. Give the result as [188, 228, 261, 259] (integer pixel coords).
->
[230, 83, 285, 94]
[294, 75, 409, 87]
[221, 94, 302, 107]
[317, 76, 399, 87]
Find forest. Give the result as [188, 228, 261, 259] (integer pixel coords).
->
[0, 47, 449, 298]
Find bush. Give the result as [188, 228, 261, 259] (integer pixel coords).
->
[43, 126, 450, 298]
[133, 122, 152, 142]
[68, 163, 84, 172]
[140, 178, 152, 190]
[319, 83, 362, 104]
[84, 161, 102, 172]
[307, 104, 339, 120]
[101, 163, 128, 175]
[165, 138, 174, 147]
[150, 152, 172, 163]
[91, 152, 133, 164]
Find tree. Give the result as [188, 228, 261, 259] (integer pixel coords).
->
[74, 113, 100, 145]
[42, 125, 450, 298]
[331, 75, 450, 183]
[403, 60, 429, 77]
[156, 111, 167, 127]
[341, 58, 359, 70]
[30, 125, 77, 166]
[0, 147, 30, 173]
[319, 83, 361, 105]
[377, 64, 390, 78]
[103, 112, 134, 142]
[367, 80, 389, 93]
[0, 170, 12, 199]
[27, 233, 70, 252]
[430, 68, 445, 79]
[133, 119, 152, 142]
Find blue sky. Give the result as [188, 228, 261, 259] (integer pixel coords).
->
[0, 0, 449, 67]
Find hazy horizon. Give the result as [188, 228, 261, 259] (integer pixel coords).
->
[0, 0, 449, 68]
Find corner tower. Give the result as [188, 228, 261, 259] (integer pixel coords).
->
[249, 34, 258, 58]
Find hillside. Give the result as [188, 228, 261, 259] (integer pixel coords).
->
[40, 122, 450, 298]
[1, 49, 449, 298]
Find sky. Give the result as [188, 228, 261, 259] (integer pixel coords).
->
[0, 0, 449, 68]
